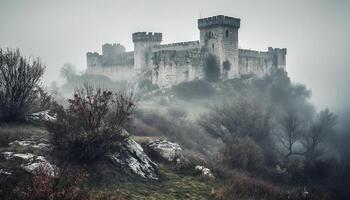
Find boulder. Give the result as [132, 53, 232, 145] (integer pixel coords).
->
[195, 165, 215, 180]
[26, 110, 56, 122]
[146, 139, 183, 164]
[2, 152, 58, 177]
[108, 138, 158, 180]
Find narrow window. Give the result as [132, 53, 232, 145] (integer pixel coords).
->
[226, 30, 229, 38]
[212, 43, 214, 50]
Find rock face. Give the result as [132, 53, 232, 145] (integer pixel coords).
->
[26, 110, 56, 122]
[1, 135, 57, 177]
[146, 139, 183, 164]
[108, 138, 159, 180]
[195, 165, 215, 180]
[2, 152, 58, 177]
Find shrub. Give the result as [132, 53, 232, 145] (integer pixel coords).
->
[221, 137, 264, 172]
[199, 98, 271, 143]
[215, 171, 290, 200]
[172, 80, 215, 99]
[47, 85, 136, 164]
[132, 109, 218, 156]
[0, 48, 48, 122]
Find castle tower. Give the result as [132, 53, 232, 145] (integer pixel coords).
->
[268, 47, 287, 71]
[198, 15, 240, 79]
[132, 32, 162, 71]
[86, 52, 101, 68]
[102, 43, 126, 58]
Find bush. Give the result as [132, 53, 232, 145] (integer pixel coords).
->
[199, 98, 271, 143]
[216, 173, 286, 200]
[172, 80, 215, 99]
[47, 85, 136, 164]
[0, 48, 48, 122]
[221, 137, 264, 172]
[132, 109, 219, 156]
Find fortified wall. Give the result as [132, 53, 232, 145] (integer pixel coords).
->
[86, 15, 287, 88]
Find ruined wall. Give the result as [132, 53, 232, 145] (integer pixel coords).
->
[151, 48, 204, 88]
[86, 46, 135, 81]
[238, 47, 287, 77]
[85, 65, 135, 81]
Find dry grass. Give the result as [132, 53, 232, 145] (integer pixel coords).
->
[0, 124, 46, 147]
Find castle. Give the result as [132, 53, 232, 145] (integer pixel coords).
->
[86, 15, 287, 88]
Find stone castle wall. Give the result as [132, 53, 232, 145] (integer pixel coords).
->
[86, 15, 287, 88]
[151, 48, 205, 88]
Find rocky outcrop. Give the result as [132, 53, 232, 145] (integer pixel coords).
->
[108, 138, 159, 180]
[195, 165, 215, 180]
[146, 139, 183, 164]
[26, 110, 56, 122]
[2, 152, 58, 177]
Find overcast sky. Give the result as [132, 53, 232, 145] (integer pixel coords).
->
[0, 0, 349, 111]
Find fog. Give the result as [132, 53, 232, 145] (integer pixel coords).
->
[0, 0, 349, 111]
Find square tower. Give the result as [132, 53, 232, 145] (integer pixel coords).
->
[198, 15, 240, 79]
[132, 32, 162, 72]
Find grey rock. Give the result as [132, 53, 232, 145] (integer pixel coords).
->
[108, 138, 158, 180]
[147, 139, 183, 164]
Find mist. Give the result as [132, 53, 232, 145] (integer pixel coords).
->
[0, 0, 349, 111]
[1, 1, 350, 199]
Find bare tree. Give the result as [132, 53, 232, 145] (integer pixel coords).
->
[278, 110, 305, 159]
[0, 48, 46, 122]
[278, 109, 337, 161]
[199, 98, 271, 143]
[301, 109, 337, 161]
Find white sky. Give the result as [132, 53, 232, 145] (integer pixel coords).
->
[0, 0, 349, 111]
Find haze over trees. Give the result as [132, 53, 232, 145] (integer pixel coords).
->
[1, 48, 350, 199]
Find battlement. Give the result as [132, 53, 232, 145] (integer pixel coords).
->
[132, 32, 162, 42]
[239, 49, 272, 58]
[198, 15, 240, 29]
[102, 43, 126, 56]
[87, 52, 100, 57]
[268, 47, 287, 55]
[154, 41, 200, 49]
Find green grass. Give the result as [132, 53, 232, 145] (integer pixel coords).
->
[92, 164, 217, 200]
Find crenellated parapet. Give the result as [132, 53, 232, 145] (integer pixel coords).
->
[132, 32, 162, 42]
[153, 41, 200, 52]
[102, 43, 126, 56]
[86, 52, 101, 68]
[239, 49, 273, 59]
[198, 15, 240, 29]
[154, 41, 200, 49]
[268, 47, 287, 55]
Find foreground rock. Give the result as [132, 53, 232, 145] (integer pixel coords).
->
[26, 110, 56, 122]
[146, 139, 183, 164]
[108, 138, 159, 180]
[2, 152, 58, 177]
[195, 165, 215, 180]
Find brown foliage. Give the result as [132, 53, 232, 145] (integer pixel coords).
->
[221, 137, 264, 172]
[47, 85, 136, 164]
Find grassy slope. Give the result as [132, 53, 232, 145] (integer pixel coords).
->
[0, 124, 217, 200]
[110, 164, 216, 200]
